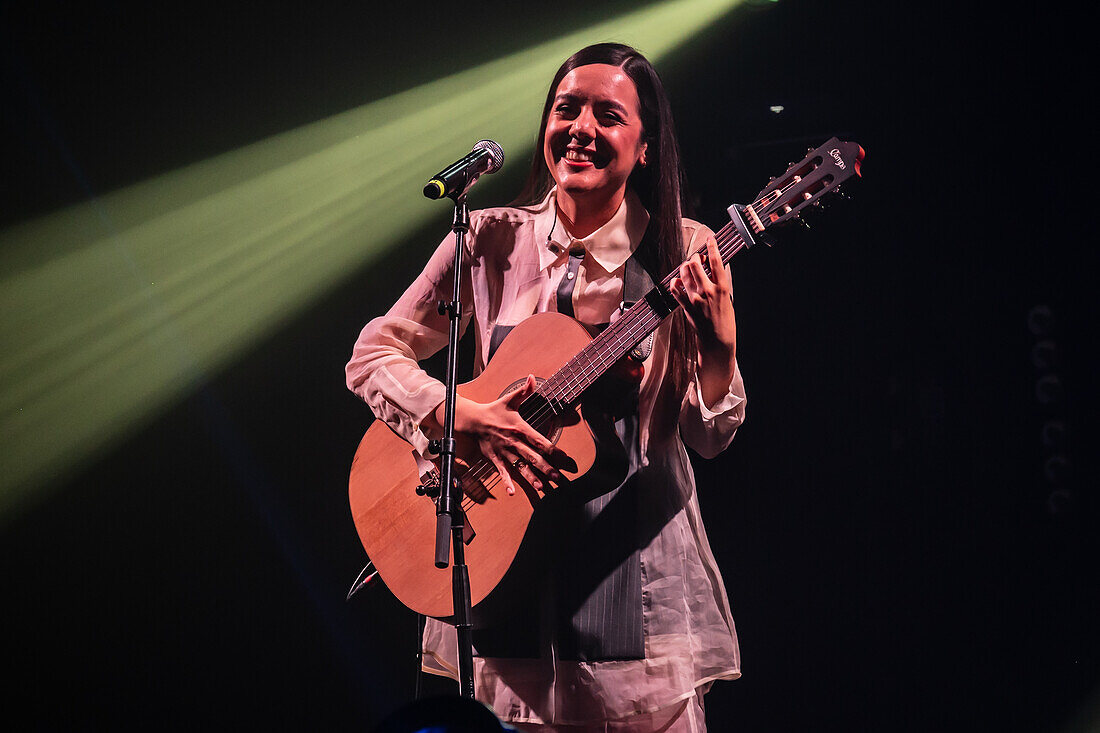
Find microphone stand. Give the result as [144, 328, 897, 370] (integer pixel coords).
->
[433, 192, 476, 699]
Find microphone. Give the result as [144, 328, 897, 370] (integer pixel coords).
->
[423, 140, 504, 200]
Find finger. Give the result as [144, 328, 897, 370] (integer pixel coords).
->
[669, 276, 688, 308]
[669, 276, 701, 331]
[680, 265, 710, 313]
[706, 238, 730, 290]
[507, 433, 561, 490]
[506, 408, 565, 481]
[510, 454, 544, 491]
[505, 381, 564, 480]
[684, 255, 714, 293]
[683, 258, 713, 295]
[505, 373, 538, 410]
[679, 262, 700, 294]
[518, 423, 557, 460]
[485, 448, 517, 496]
[706, 239, 733, 297]
[512, 440, 563, 484]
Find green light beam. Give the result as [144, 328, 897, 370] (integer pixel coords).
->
[0, 0, 744, 519]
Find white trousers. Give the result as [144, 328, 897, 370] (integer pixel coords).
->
[510, 688, 707, 733]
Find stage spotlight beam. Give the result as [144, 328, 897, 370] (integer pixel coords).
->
[0, 0, 744, 518]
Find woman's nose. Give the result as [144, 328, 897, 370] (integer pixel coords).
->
[569, 108, 596, 141]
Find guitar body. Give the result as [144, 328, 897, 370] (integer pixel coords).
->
[348, 312, 598, 618]
[347, 136, 864, 618]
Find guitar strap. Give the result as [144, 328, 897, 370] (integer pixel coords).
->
[552, 243, 585, 320]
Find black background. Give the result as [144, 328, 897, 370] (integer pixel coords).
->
[2, 1, 1095, 730]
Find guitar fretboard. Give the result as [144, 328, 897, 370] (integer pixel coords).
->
[530, 219, 748, 410]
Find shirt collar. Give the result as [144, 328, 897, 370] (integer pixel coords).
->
[534, 187, 650, 273]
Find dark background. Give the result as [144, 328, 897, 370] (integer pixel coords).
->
[2, 0, 1095, 730]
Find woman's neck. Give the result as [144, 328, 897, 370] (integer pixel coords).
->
[554, 187, 626, 240]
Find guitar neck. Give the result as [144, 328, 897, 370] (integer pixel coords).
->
[535, 219, 750, 408]
[528, 137, 863, 411]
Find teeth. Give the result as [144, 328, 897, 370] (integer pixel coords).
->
[565, 150, 593, 162]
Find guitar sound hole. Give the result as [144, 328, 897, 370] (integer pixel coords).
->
[500, 377, 563, 445]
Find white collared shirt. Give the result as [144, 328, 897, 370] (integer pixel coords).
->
[536, 187, 651, 325]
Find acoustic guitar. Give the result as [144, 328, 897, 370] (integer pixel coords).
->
[349, 138, 864, 617]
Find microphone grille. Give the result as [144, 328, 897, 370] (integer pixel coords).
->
[473, 139, 504, 173]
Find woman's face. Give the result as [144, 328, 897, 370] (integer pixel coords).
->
[543, 63, 648, 209]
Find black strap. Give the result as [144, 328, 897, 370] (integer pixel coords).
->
[622, 251, 655, 307]
[553, 245, 585, 319]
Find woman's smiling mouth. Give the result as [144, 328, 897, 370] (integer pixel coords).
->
[564, 147, 599, 166]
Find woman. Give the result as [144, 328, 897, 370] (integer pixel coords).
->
[347, 43, 745, 732]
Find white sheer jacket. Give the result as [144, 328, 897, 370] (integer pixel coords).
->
[345, 189, 746, 726]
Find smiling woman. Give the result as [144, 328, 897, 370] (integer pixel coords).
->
[542, 64, 650, 236]
[346, 42, 746, 732]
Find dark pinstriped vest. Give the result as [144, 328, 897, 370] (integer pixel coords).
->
[470, 232, 660, 662]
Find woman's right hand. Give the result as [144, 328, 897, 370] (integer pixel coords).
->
[430, 374, 564, 495]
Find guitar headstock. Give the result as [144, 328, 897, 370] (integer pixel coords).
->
[744, 137, 864, 233]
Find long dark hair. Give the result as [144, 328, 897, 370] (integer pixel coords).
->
[514, 42, 694, 398]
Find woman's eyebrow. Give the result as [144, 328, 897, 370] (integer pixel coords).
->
[554, 92, 629, 113]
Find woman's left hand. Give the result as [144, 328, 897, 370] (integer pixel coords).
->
[669, 236, 738, 407]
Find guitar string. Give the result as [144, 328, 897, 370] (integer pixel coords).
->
[453, 173, 814, 505]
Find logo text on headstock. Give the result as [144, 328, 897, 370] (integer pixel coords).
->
[829, 149, 846, 169]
